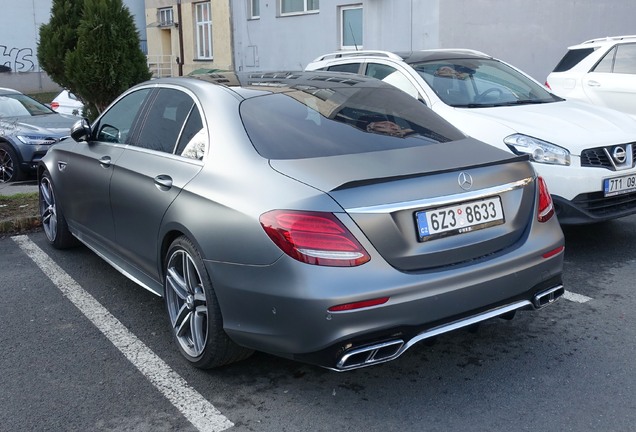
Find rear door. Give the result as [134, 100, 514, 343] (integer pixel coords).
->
[583, 43, 636, 117]
[109, 87, 206, 279]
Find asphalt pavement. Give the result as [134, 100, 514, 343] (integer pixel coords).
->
[0, 179, 39, 196]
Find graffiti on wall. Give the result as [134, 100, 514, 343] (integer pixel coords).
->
[1, 45, 35, 72]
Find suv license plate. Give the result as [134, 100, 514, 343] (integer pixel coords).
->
[604, 174, 636, 197]
[416, 197, 504, 241]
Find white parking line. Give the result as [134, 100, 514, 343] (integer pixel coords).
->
[563, 290, 592, 303]
[12, 235, 233, 432]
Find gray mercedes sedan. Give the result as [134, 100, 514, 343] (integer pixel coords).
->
[39, 71, 565, 371]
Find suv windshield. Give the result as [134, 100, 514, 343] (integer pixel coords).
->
[411, 58, 561, 108]
[241, 85, 465, 159]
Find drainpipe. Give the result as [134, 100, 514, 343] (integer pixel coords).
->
[177, 0, 184, 76]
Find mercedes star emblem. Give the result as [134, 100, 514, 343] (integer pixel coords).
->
[458, 172, 473, 190]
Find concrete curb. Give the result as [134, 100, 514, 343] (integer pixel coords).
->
[0, 180, 41, 236]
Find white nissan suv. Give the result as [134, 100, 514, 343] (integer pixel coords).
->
[546, 35, 636, 119]
[306, 49, 636, 224]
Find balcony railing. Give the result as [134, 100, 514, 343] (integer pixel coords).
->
[147, 55, 176, 78]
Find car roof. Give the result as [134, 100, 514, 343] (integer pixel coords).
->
[145, 70, 396, 98]
[0, 87, 22, 95]
[568, 35, 636, 49]
[395, 49, 493, 64]
[309, 49, 492, 66]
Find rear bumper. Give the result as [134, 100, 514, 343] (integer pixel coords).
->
[205, 221, 564, 369]
[297, 277, 563, 370]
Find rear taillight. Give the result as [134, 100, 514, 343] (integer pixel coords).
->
[537, 176, 555, 222]
[50, 101, 59, 110]
[544, 81, 551, 90]
[260, 210, 371, 267]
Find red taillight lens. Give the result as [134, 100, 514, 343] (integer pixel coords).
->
[260, 210, 371, 267]
[544, 81, 551, 90]
[50, 101, 60, 110]
[537, 176, 555, 223]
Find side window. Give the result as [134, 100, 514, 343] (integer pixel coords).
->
[175, 108, 206, 160]
[365, 63, 420, 99]
[327, 63, 361, 74]
[613, 44, 636, 74]
[95, 89, 151, 143]
[593, 46, 616, 73]
[135, 89, 195, 153]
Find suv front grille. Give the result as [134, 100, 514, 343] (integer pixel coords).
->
[580, 143, 636, 170]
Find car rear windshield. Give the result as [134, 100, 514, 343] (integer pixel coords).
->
[552, 48, 596, 72]
[240, 86, 465, 159]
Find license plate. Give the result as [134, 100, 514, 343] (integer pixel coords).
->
[416, 197, 504, 241]
[603, 174, 636, 197]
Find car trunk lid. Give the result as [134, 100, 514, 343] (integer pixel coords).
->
[270, 138, 536, 271]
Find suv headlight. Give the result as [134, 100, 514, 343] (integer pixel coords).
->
[17, 135, 57, 145]
[504, 134, 570, 166]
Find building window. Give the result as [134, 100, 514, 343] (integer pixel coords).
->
[280, 0, 319, 15]
[340, 5, 362, 50]
[158, 7, 174, 27]
[195, 2, 213, 59]
[249, 0, 260, 19]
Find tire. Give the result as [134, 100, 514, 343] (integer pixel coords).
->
[164, 236, 253, 368]
[39, 170, 77, 249]
[0, 143, 24, 183]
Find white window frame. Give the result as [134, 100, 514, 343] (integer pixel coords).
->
[158, 7, 174, 27]
[195, 2, 213, 59]
[340, 4, 363, 50]
[280, 0, 319, 16]
[249, 0, 260, 19]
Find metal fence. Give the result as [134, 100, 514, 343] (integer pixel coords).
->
[146, 55, 175, 78]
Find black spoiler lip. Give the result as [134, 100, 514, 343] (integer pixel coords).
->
[269, 138, 530, 193]
[331, 154, 530, 191]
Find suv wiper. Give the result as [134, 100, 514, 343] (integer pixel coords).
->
[452, 103, 499, 108]
[496, 99, 554, 106]
[452, 100, 554, 108]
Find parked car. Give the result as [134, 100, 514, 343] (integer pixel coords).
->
[546, 35, 636, 119]
[0, 87, 76, 182]
[39, 71, 564, 371]
[50, 89, 84, 116]
[306, 49, 636, 224]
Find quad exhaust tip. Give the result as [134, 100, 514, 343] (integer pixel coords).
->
[533, 285, 564, 309]
[333, 284, 564, 371]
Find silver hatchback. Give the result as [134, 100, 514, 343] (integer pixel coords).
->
[39, 71, 565, 371]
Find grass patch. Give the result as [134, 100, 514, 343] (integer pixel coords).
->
[0, 192, 41, 235]
[28, 91, 59, 105]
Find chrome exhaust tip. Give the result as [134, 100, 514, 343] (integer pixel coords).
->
[533, 285, 564, 309]
[336, 340, 404, 370]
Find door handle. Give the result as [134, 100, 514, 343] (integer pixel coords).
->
[586, 80, 601, 87]
[99, 156, 112, 167]
[154, 175, 173, 190]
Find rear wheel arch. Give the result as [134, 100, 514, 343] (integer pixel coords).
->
[163, 234, 253, 368]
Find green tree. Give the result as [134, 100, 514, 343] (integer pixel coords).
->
[37, 0, 83, 90]
[65, 0, 151, 114]
[37, 0, 151, 117]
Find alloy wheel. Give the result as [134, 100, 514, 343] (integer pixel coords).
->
[39, 175, 58, 242]
[165, 249, 208, 358]
[0, 147, 15, 183]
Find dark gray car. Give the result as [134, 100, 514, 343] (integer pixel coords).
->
[0, 87, 76, 182]
[39, 71, 565, 371]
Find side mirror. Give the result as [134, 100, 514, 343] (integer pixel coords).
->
[70, 118, 91, 142]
